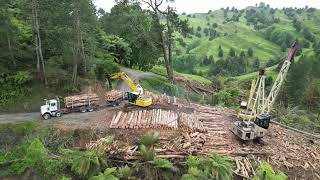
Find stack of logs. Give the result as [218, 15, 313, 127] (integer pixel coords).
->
[178, 113, 206, 132]
[144, 91, 177, 105]
[109, 109, 206, 132]
[105, 90, 124, 102]
[64, 93, 100, 108]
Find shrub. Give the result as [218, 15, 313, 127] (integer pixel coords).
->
[253, 162, 287, 180]
[182, 153, 233, 180]
[214, 87, 241, 107]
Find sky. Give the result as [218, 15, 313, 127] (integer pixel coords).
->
[94, 0, 320, 13]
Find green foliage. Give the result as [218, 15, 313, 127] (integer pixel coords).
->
[214, 87, 241, 107]
[62, 149, 101, 178]
[173, 54, 199, 74]
[100, 1, 161, 70]
[0, 71, 32, 106]
[152, 158, 174, 169]
[247, 47, 253, 57]
[94, 58, 120, 81]
[117, 165, 133, 179]
[90, 167, 119, 180]
[283, 56, 320, 112]
[0, 138, 46, 175]
[140, 132, 160, 147]
[97, 32, 132, 67]
[182, 153, 233, 180]
[253, 162, 287, 180]
[138, 145, 155, 161]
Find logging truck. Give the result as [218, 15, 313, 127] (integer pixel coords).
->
[40, 94, 100, 120]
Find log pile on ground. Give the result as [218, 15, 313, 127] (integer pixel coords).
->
[234, 156, 256, 178]
[144, 91, 177, 105]
[178, 113, 206, 132]
[64, 93, 100, 108]
[109, 109, 206, 132]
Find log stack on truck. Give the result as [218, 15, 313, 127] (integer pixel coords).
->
[104, 90, 125, 106]
[41, 93, 100, 120]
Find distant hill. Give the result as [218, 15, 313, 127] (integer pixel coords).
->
[173, 5, 320, 78]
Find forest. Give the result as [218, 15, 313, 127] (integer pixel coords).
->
[0, 0, 320, 179]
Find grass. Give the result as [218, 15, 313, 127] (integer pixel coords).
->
[151, 65, 212, 85]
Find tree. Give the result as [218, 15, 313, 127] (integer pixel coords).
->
[293, 18, 302, 32]
[218, 45, 224, 57]
[240, 51, 245, 58]
[247, 47, 253, 57]
[197, 26, 202, 31]
[100, 1, 161, 70]
[31, 0, 47, 85]
[229, 48, 235, 57]
[212, 23, 218, 28]
[253, 58, 260, 69]
[314, 42, 320, 57]
[140, 0, 190, 82]
[303, 28, 315, 42]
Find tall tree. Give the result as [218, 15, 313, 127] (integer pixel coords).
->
[31, 0, 47, 85]
[139, 0, 189, 82]
[100, 0, 161, 70]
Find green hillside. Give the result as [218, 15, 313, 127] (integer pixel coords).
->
[172, 5, 320, 78]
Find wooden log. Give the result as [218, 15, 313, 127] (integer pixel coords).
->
[119, 112, 128, 129]
[110, 114, 116, 128]
[112, 111, 122, 128]
[127, 112, 134, 128]
[130, 111, 137, 128]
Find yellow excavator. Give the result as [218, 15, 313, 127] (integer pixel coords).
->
[110, 72, 152, 107]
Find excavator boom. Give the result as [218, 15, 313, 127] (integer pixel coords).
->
[110, 72, 152, 107]
[111, 72, 142, 94]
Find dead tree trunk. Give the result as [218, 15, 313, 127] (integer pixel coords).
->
[31, 0, 47, 86]
[6, 31, 16, 68]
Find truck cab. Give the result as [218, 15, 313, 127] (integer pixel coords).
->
[40, 99, 62, 120]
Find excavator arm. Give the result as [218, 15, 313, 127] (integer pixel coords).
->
[110, 72, 152, 107]
[111, 72, 143, 94]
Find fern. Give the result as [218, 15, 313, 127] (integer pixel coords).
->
[90, 167, 119, 180]
[182, 152, 233, 180]
[117, 165, 133, 178]
[138, 145, 155, 161]
[253, 162, 287, 180]
[62, 150, 101, 178]
[140, 132, 160, 147]
[185, 155, 201, 168]
[152, 158, 174, 169]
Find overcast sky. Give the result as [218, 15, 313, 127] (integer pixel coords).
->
[94, 0, 320, 13]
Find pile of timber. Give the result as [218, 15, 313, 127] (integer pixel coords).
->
[64, 93, 100, 108]
[178, 113, 206, 132]
[144, 91, 178, 105]
[109, 109, 206, 132]
[105, 90, 124, 102]
[110, 109, 179, 129]
[234, 156, 256, 178]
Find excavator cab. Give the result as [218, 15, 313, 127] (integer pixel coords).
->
[254, 114, 271, 129]
[127, 92, 139, 103]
